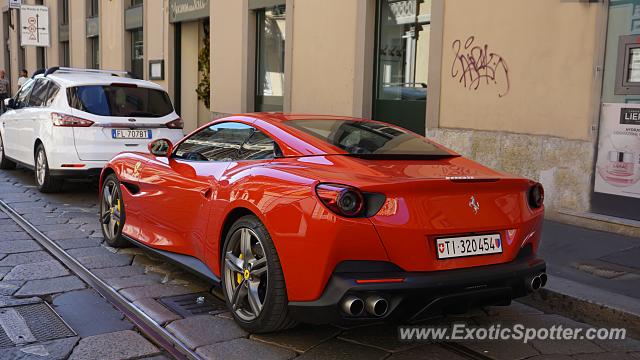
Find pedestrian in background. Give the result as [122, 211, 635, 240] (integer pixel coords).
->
[0, 70, 9, 114]
[17, 69, 28, 89]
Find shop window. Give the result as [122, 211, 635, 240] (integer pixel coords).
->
[615, 35, 640, 95]
[87, 0, 99, 17]
[373, 0, 431, 135]
[89, 37, 99, 69]
[60, 42, 70, 67]
[131, 29, 144, 79]
[255, 5, 286, 112]
[61, 0, 69, 25]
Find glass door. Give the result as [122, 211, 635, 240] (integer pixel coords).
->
[255, 5, 286, 112]
[373, 0, 431, 134]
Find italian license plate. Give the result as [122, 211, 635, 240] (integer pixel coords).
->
[436, 234, 502, 259]
[111, 129, 152, 139]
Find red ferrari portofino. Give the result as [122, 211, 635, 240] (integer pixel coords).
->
[99, 113, 546, 333]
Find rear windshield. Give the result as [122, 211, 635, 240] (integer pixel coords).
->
[285, 119, 455, 157]
[67, 85, 174, 117]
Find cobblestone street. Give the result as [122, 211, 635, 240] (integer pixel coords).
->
[1, 168, 640, 359]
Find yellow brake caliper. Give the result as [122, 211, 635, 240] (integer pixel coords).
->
[236, 254, 243, 284]
[115, 199, 121, 226]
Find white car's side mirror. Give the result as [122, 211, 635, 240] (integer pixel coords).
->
[3, 98, 10, 106]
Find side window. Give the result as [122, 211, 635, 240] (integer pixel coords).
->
[44, 83, 60, 107]
[15, 80, 35, 108]
[239, 130, 278, 160]
[28, 79, 50, 107]
[174, 122, 255, 162]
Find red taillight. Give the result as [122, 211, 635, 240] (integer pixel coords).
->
[165, 118, 184, 129]
[316, 183, 365, 217]
[51, 112, 94, 127]
[528, 183, 544, 209]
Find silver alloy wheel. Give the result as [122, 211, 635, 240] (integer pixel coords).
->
[35, 149, 46, 186]
[223, 228, 268, 321]
[100, 179, 122, 240]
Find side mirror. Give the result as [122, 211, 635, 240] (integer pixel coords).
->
[4, 98, 13, 109]
[148, 138, 173, 157]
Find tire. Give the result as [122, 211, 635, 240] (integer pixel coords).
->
[0, 134, 16, 170]
[35, 144, 63, 193]
[99, 174, 130, 248]
[221, 215, 297, 333]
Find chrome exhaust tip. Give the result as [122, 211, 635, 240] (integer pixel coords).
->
[526, 274, 542, 291]
[539, 272, 548, 287]
[365, 296, 389, 317]
[341, 296, 364, 316]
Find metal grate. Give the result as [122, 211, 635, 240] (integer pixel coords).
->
[158, 292, 226, 318]
[0, 303, 76, 348]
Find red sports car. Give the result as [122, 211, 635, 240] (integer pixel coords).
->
[99, 113, 546, 333]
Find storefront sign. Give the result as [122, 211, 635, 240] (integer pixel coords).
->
[594, 103, 640, 198]
[20, 5, 49, 47]
[169, 0, 209, 23]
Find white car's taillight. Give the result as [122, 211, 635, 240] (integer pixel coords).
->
[165, 117, 184, 129]
[51, 112, 94, 127]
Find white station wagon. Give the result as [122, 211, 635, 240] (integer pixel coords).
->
[0, 67, 184, 192]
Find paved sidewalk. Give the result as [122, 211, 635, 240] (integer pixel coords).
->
[529, 220, 640, 337]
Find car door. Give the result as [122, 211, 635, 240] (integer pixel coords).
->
[20, 78, 51, 165]
[2, 80, 34, 162]
[136, 121, 255, 260]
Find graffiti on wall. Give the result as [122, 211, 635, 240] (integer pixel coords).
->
[451, 36, 510, 97]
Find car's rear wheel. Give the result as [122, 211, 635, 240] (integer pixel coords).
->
[0, 134, 16, 170]
[222, 215, 296, 333]
[35, 144, 63, 193]
[100, 174, 129, 247]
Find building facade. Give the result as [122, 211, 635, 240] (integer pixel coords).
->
[2, 0, 640, 234]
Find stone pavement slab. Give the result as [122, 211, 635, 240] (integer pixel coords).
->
[14, 275, 86, 297]
[68, 330, 160, 360]
[196, 338, 297, 360]
[0, 251, 55, 266]
[251, 324, 341, 353]
[134, 298, 182, 325]
[0, 240, 42, 254]
[166, 315, 247, 349]
[120, 283, 207, 302]
[3, 260, 70, 281]
[0, 336, 79, 360]
[295, 339, 388, 360]
[53, 289, 134, 337]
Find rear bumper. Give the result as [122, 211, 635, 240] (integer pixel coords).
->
[288, 255, 546, 324]
[49, 167, 103, 178]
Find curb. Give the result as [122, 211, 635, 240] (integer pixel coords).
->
[520, 274, 640, 339]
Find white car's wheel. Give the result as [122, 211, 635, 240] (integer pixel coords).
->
[35, 144, 63, 193]
[0, 134, 16, 170]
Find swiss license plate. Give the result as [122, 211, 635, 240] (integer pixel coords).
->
[436, 234, 502, 259]
[111, 129, 152, 139]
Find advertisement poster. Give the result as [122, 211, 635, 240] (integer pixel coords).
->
[20, 5, 49, 47]
[595, 103, 640, 198]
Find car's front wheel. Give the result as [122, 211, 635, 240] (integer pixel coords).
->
[0, 134, 16, 170]
[35, 144, 63, 193]
[222, 215, 296, 333]
[100, 174, 129, 248]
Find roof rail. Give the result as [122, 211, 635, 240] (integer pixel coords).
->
[32, 68, 46, 78]
[44, 67, 130, 78]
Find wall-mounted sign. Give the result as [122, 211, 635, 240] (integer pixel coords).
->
[169, 0, 209, 23]
[595, 103, 640, 198]
[149, 60, 164, 80]
[20, 5, 49, 47]
[9, 0, 21, 9]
